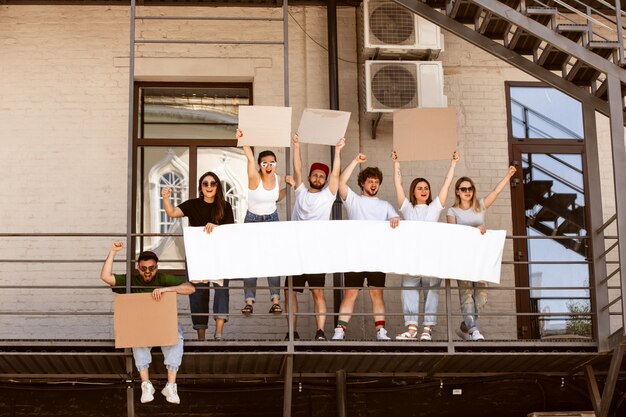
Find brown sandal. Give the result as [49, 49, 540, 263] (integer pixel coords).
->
[269, 303, 283, 314]
[241, 304, 253, 316]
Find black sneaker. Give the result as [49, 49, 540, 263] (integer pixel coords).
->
[315, 329, 327, 341]
[284, 331, 300, 341]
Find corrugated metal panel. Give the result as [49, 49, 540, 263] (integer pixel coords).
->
[0, 340, 621, 380]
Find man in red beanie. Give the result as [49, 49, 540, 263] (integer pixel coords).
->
[284, 134, 345, 341]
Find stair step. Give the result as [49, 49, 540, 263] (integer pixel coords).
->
[525, 7, 558, 16]
[556, 206, 586, 234]
[534, 193, 578, 222]
[526, 219, 587, 257]
[447, 0, 480, 24]
[524, 180, 553, 210]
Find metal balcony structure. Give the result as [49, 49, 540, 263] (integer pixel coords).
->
[2, 1, 626, 416]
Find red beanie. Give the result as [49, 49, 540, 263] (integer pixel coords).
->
[309, 162, 330, 178]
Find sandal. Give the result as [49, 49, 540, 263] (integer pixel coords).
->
[241, 304, 253, 316]
[395, 325, 418, 340]
[420, 326, 433, 341]
[269, 303, 283, 314]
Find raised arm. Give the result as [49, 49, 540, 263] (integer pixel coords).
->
[152, 281, 196, 301]
[100, 241, 124, 286]
[339, 153, 367, 200]
[236, 129, 260, 189]
[161, 188, 184, 218]
[291, 134, 303, 188]
[483, 165, 517, 209]
[327, 138, 345, 196]
[437, 151, 460, 204]
[390, 150, 406, 208]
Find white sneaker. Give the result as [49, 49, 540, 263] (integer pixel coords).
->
[161, 382, 180, 404]
[331, 327, 345, 340]
[470, 330, 485, 341]
[140, 381, 155, 403]
[376, 327, 391, 341]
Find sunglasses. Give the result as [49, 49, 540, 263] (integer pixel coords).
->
[458, 186, 474, 193]
[139, 265, 157, 273]
[202, 180, 218, 188]
[260, 161, 277, 168]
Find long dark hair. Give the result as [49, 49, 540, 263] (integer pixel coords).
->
[409, 177, 432, 206]
[198, 171, 227, 224]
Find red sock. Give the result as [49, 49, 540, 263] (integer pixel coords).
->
[375, 321, 385, 329]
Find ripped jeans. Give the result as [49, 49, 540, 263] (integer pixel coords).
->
[458, 280, 488, 333]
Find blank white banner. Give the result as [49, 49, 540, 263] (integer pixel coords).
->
[183, 221, 506, 284]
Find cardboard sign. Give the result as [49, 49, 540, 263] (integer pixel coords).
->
[237, 105, 292, 147]
[393, 107, 457, 161]
[296, 108, 351, 145]
[114, 292, 178, 348]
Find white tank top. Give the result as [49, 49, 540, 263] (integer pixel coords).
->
[247, 174, 279, 215]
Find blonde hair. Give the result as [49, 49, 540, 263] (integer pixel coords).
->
[453, 176, 481, 213]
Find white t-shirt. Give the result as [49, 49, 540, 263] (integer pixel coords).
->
[400, 196, 444, 223]
[247, 174, 279, 215]
[447, 198, 486, 227]
[291, 183, 336, 221]
[342, 187, 398, 220]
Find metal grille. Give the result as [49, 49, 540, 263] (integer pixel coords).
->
[368, 1, 415, 45]
[370, 63, 418, 109]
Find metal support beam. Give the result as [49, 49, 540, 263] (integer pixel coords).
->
[283, 0, 291, 217]
[584, 364, 602, 416]
[283, 355, 294, 417]
[336, 369, 347, 417]
[328, 0, 344, 324]
[598, 343, 625, 417]
[125, 356, 135, 417]
[392, 0, 617, 120]
[582, 102, 611, 352]
[607, 74, 626, 333]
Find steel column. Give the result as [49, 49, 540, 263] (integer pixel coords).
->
[607, 74, 626, 334]
[283, 354, 294, 417]
[336, 369, 347, 417]
[327, 0, 344, 324]
[582, 102, 611, 351]
[598, 342, 625, 417]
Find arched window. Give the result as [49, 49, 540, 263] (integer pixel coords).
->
[159, 172, 185, 234]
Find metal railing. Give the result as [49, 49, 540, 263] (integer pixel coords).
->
[0, 230, 616, 349]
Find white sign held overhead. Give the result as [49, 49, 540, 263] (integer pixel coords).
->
[297, 108, 351, 146]
[237, 105, 292, 147]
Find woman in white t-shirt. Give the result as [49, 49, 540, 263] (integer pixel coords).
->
[391, 150, 460, 341]
[237, 129, 287, 317]
[446, 166, 516, 341]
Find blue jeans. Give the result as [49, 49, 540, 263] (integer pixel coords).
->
[401, 276, 441, 327]
[243, 210, 281, 303]
[189, 281, 230, 330]
[458, 280, 488, 333]
[132, 323, 184, 372]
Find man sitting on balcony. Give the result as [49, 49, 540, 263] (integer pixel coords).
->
[100, 242, 195, 405]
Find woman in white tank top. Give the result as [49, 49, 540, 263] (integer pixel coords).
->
[391, 150, 460, 342]
[446, 166, 517, 341]
[237, 129, 287, 317]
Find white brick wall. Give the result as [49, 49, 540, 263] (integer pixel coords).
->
[0, 5, 619, 342]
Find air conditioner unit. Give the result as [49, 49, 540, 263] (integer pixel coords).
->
[363, 0, 443, 56]
[365, 60, 447, 112]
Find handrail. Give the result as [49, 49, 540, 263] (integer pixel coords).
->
[596, 213, 617, 234]
[510, 98, 583, 139]
[521, 156, 585, 194]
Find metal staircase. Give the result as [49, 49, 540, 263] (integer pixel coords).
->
[393, 0, 626, 119]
